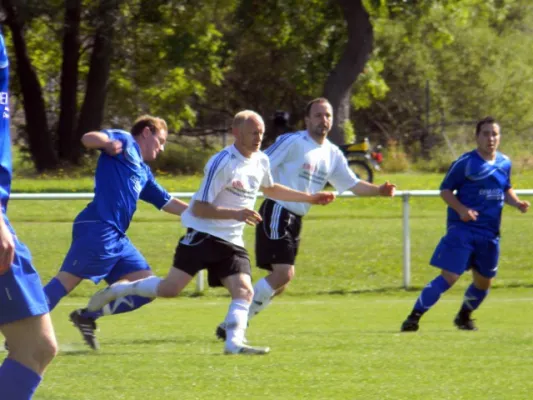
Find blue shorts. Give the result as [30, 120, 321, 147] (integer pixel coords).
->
[0, 220, 49, 325]
[60, 221, 150, 285]
[430, 226, 500, 278]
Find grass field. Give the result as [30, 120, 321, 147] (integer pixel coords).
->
[2, 172, 533, 399]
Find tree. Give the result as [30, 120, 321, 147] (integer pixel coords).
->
[57, 0, 81, 161]
[73, 0, 121, 163]
[2, 0, 58, 170]
[323, 0, 373, 145]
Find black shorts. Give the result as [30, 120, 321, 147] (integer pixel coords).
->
[255, 199, 302, 270]
[173, 228, 251, 287]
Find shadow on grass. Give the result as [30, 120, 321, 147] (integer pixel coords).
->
[103, 337, 192, 346]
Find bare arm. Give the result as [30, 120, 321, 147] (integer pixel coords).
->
[192, 201, 262, 226]
[81, 131, 123, 155]
[505, 188, 530, 213]
[441, 189, 478, 222]
[162, 198, 189, 216]
[350, 180, 396, 197]
[261, 183, 335, 205]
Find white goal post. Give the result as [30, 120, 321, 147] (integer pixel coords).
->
[10, 189, 533, 291]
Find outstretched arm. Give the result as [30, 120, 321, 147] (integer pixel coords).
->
[81, 131, 123, 155]
[162, 198, 189, 216]
[350, 180, 396, 197]
[261, 183, 335, 205]
[505, 188, 530, 213]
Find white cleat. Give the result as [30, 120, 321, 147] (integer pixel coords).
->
[224, 343, 270, 355]
[87, 285, 119, 312]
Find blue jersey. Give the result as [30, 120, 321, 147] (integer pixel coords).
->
[0, 33, 11, 213]
[440, 150, 511, 235]
[0, 33, 49, 324]
[76, 129, 171, 234]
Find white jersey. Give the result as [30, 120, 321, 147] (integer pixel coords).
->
[265, 130, 359, 216]
[181, 145, 274, 246]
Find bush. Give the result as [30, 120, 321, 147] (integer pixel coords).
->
[381, 140, 410, 172]
[148, 140, 221, 174]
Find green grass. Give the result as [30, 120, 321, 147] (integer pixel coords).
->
[2, 172, 533, 399]
[10, 169, 533, 193]
[30, 290, 533, 400]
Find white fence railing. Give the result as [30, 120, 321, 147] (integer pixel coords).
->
[11, 190, 533, 291]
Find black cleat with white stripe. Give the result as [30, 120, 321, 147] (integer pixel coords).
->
[69, 309, 100, 350]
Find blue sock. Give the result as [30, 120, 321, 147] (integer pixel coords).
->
[460, 284, 488, 313]
[81, 295, 153, 320]
[43, 277, 68, 311]
[0, 358, 42, 400]
[413, 275, 452, 315]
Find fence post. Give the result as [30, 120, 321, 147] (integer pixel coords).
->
[402, 192, 411, 289]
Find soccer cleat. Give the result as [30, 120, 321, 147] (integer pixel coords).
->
[215, 323, 227, 341]
[401, 317, 420, 332]
[70, 309, 100, 350]
[87, 285, 119, 312]
[454, 314, 478, 331]
[224, 343, 270, 355]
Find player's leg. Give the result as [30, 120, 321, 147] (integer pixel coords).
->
[43, 271, 82, 311]
[43, 222, 115, 312]
[221, 272, 269, 355]
[249, 263, 293, 320]
[0, 238, 57, 399]
[204, 236, 268, 354]
[59, 226, 128, 349]
[86, 229, 205, 311]
[251, 199, 301, 319]
[0, 314, 57, 400]
[76, 240, 156, 322]
[454, 235, 499, 330]
[401, 228, 472, 332]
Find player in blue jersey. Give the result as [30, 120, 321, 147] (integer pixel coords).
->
[0, 33, 58, 400]
[401, 117, 530, 332]
[41, 115, 188, 350]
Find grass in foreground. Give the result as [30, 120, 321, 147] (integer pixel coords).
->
[25, 289, 533, 400]
[2, 172, 532, 399]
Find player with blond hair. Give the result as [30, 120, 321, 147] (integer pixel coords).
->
[41, 115, 188, 350]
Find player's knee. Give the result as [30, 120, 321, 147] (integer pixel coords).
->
[272, 265, 294, 285]
[230, 282, 254, 302]
[287, 266, 295, 281]
[33, 335, 58, 372]
[239, 285, 254, 302]
[441, 270, 460, 286]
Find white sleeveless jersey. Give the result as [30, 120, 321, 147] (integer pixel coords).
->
[265, 131, 359, 216]
[181, 145, 274, 246]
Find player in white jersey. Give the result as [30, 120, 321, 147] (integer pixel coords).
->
[87, 110, 335, 355]
[216, 98, 396, 341]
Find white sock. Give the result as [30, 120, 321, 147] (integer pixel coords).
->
[224, 299, 250, 349]
[127, 276, 162, 298]
[248, 278, 275, 320]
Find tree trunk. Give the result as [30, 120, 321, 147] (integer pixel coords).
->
[74, 0, 120, 163]
[323, 0, 373, 145]
[2, 0, 58, 171]
[57, 0, 82, 162]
